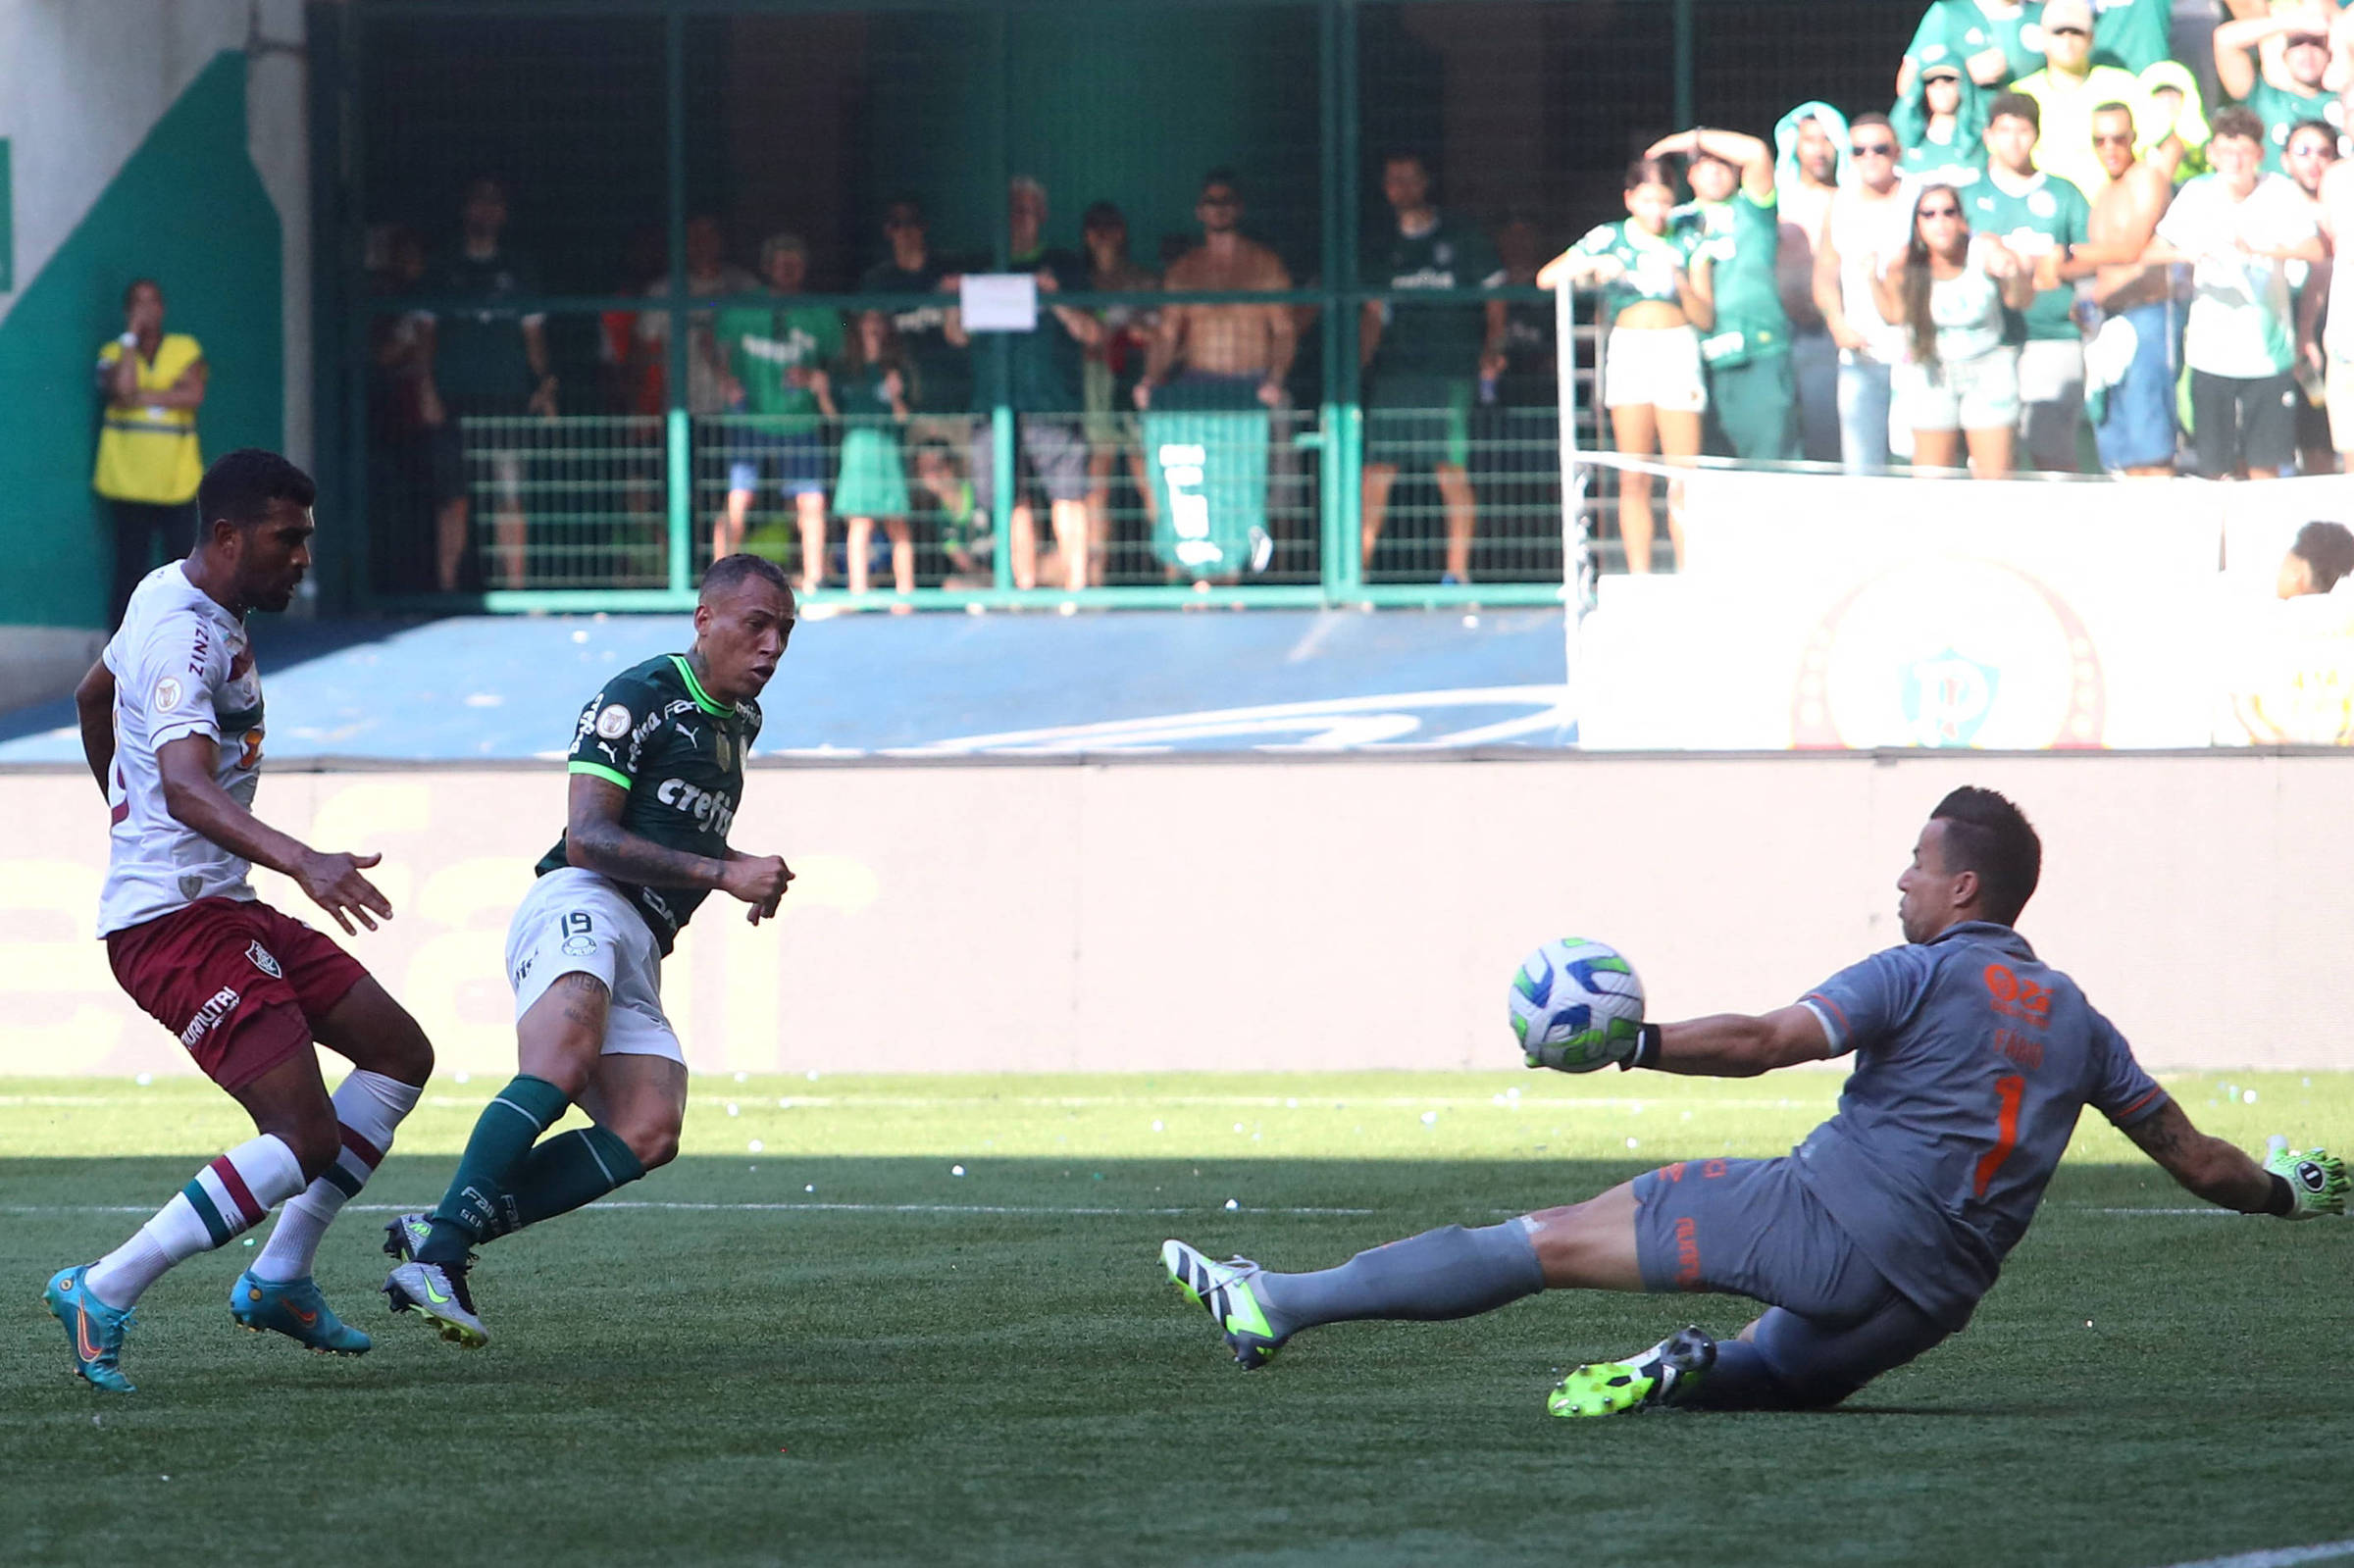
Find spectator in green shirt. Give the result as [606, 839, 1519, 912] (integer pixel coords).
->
[1657, 125, 1799, 463]
[1540, 157, 1714, 574]
[944, 176, 1104, 592]
[1897, 56, 1994, 188]
[1897, 0, 2050, 98]
[2215, 4, 2343, 174]
[715, 232, 844, 589]
[1358, 150, 1508, 583]
[420, 175, 554, 591]
[1965, 93, 2094, 470]
[2091, 0, 2175, 73]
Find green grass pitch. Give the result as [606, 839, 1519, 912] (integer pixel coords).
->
[4, 1070, 2349, 1567]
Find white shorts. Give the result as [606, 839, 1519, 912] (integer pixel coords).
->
[504, 867, 683, 1064]
[1603, 326, 1708, 413]
[1894, 347, 2021, 432]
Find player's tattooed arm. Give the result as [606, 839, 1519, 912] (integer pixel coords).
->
[2121, 1100, 2276, 1213]
[565, 777, 793, 917]
[153, 734, 395, 934]
[75, 660, 116, 795]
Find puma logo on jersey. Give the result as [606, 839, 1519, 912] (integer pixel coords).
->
[656, 777, 736, 835]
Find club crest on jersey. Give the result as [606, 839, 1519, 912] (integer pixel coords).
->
[179, 874, 204, 900]
[595, 703, 633, 740]
[153, 677, 184, 712]
[246, 941, 282, 980]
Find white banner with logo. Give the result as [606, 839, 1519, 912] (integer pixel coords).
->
[1576, 467, 2354, 750]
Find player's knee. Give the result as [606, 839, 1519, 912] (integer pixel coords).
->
[620, 1121, 680, 1171]
[273, 1113, 343, 1183]
[377, 1011, 435, 1086]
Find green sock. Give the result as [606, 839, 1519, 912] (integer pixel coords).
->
[506, 1126, 646, 1230]
[420, 1075, 571, 1263]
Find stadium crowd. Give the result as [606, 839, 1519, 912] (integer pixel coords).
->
[1542, 0, 2354, 570]
[350, 0, 2354, 592]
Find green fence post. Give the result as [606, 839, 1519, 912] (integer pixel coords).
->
[663, 5, 691, 595]
[1326, 0, 1364, 600]
[1673, 0, 1697, 127]
[989, 0, 1015, 591]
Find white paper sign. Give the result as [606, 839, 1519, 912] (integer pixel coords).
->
[958, 273, 1039, 332]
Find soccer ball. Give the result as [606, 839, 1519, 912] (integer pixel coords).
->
[1509, 938, 1646, 1072]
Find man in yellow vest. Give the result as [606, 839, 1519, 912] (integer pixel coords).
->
[94, 279, 207, 625]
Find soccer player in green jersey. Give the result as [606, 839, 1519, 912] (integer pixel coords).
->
[1655, 126, 1800, 462]
[383, 555, 796, 1347]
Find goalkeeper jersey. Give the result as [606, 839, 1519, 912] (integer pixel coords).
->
[1793, 921, 2168, 1329]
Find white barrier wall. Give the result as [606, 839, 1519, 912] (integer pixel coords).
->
[1579, 469, 2354, 750]
[6, 749, 2350, 1078]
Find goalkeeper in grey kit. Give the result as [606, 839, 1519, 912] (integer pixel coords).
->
[1163, 787, 2347, 1415]
[384, 555, 797, 1347]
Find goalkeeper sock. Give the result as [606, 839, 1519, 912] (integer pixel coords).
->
[252, 1070, 422, 1283]
[419, 1074, 571, 1264]
[502, 1126, 646, 1230]
[84, 1135, 309, 1309]
[1254, 1221, 1544, 1334]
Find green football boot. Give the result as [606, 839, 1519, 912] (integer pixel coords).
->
[1547, 1326, 1716, 1419]
[230, 1270, 372, 1354]
[44, 1265, 137, 1393]
[1161, 1239, 1286, 1369]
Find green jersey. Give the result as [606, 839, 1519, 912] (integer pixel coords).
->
[2091, 0, 2172, 74]
[1568, 219, 1704, 323]
[1367, 213, 1505, 379]
[718, 303, 845, 433]
[2238, 78, 2337, 175]
[1900, 134, 1989, 190]
[538, 653, 762, 955]
[1676, 190, 1791, 365]
[1963, 172, 2089, 340]
[858, 258, 969, 413]
[1905, 1, 2045, 87]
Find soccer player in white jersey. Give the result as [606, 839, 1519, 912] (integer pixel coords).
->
[46, 449, 436, 1392]
[1163, 788, 2349, 1415]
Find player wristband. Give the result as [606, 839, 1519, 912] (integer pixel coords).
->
[1619, 1024, 1663, 1072]
[2264, 1173, 2295, 1217]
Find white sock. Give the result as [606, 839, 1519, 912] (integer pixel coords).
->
[251, 1071, 423, 1284]
[84, 1134, 307, 1309]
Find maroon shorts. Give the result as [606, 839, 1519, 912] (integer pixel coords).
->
[107, 896, 371, 1090]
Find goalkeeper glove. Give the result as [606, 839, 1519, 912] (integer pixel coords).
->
[1526, 1023, 1661, 1075]
[2265, 1138, 2350, 1221]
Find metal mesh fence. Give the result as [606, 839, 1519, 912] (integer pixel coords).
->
[337, 0, 1946, 605]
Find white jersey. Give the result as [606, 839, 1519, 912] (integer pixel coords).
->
[96, 562, 266, 936]
[1829, 185, 1914, 366]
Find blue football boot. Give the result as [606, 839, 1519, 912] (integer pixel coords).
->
[45, 1265, 137, 1392]
[230, 1270, 373, 1355]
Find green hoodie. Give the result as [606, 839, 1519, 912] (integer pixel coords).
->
[1893, 60, 1990, 188]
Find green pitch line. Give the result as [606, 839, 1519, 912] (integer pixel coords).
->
[2, 1070, 2342, 1164]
